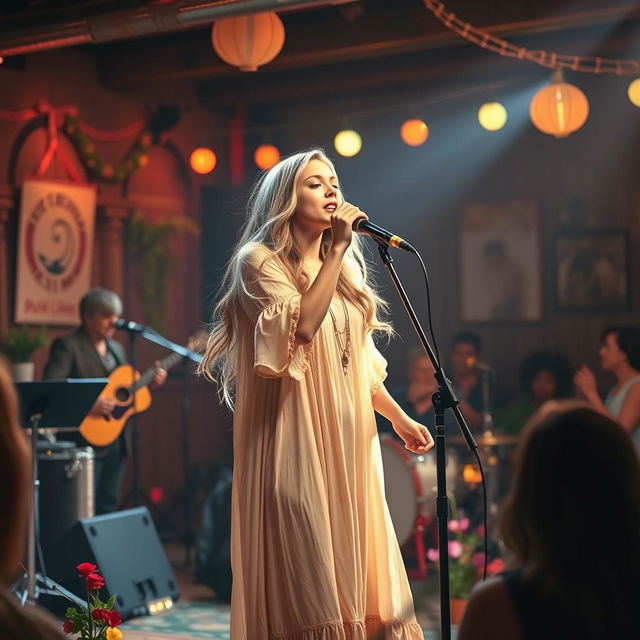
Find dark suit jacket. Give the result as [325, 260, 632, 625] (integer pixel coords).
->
[43, 327, 127, 456]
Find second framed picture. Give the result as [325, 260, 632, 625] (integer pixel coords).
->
[459, 200, 542, 323]
[554, 231, 629, 311]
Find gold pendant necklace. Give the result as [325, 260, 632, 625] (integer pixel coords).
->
[328, 296, 351, 374]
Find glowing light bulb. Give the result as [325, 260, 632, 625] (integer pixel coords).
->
[334, 130, 362, 157]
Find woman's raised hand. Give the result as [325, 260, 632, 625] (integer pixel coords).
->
[330, 202, 368, 251]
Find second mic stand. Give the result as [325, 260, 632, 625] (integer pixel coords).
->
[375, 243, 477, 640]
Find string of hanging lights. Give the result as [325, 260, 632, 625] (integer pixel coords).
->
[421, 0, 640, 75]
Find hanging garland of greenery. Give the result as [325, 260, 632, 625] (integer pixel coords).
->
[62, 105, 181, 184]
[64, 114, 153, 183]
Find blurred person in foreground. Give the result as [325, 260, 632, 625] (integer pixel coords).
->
[458, 401, 640, 640]
[0, 357, 66, 639]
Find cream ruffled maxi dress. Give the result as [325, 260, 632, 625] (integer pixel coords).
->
[230, 244, 424, 640]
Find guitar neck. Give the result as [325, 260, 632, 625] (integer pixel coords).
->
[133, 351, 186, 390]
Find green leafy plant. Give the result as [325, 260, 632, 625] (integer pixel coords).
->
[127, 210, 199, 333]
[0, 324, 48, 362]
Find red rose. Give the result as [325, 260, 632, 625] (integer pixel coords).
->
[106, 610, 122, 627]
[62, 620, 74, 634]
[86, 572, 105, 590]
[76, 562, 97, 576]
[91, 608, 109, 621]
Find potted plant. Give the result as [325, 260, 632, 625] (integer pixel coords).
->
[0, 324, 48, 381]
[426, 515, 504, 625]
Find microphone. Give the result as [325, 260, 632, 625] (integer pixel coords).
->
[466, 357, 492, 372]
[353, 219, 416, 253]
[115, 318, 146, 333]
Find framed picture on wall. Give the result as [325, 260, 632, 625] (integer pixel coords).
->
[554, 230, 630, 311]
[459, 200, 542, 323]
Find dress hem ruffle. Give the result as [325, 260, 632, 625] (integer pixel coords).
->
[272, 615, 423, 639]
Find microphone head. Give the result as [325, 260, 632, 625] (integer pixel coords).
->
[352, 217, 368, 232]
[115, 318, 127, 329]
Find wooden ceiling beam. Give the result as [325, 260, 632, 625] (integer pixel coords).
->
[98, 3, 640, 91]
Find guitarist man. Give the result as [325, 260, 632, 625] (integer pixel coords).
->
[43, 287, 166, 514]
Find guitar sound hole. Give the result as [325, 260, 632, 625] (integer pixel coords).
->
[115, 387, 131, 403]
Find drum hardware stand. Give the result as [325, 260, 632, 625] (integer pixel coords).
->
[13, 380, 106, 609]
[375, 243, 478, 640]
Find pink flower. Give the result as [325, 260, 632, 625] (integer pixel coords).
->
[487, 558, 505, 575]
[426, 548, 439, 562]
[62, 620, 74, 634]
[472, 552, 486, 568]
[458, 518, 470, 532]
[448, 519, 461, 532]
[477, 524, 486, 537]
[448, 540, 463, 558]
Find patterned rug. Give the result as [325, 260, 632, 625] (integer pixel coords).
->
[121, 602, 453, 639]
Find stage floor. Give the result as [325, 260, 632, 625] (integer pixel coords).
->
[119, 543, 456, 639]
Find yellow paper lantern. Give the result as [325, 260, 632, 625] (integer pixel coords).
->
[478, 102, 507, 131]
[190, 147, 217, 174]
[334, 130, 362, 157]
[212, 12, 285, 72]
[529, 72, 589, 138]
[628, 78, 640, 107]
[254, 144, 281, 170]
[400, 119, 429, 146]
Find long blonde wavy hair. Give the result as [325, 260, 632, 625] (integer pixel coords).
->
[198, 149, 392, 408]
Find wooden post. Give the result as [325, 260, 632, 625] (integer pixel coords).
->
[96, 204, 130, 297]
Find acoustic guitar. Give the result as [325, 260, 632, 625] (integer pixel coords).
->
[79, 341, 198, 447]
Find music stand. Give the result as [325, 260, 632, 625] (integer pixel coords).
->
[14, 378, 107, 607]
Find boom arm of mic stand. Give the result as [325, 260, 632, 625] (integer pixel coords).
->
[139, 329, 203, 363]
[374, 242, 477, 640]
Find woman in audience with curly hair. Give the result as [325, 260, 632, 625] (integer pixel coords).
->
[458, 402, 640, 640]
[0, 357, 66, 639]
[496, 350, 574, 434]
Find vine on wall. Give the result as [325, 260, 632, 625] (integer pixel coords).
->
[127, 210, 199, 333]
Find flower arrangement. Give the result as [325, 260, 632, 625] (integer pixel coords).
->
[62, 562, 123, 640]
[426, 518, 505, 599]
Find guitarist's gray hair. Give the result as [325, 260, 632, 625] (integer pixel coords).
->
[80, 288, 123, 320]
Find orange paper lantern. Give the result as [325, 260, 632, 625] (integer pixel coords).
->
[530, 72, 589, 138]
[190, 147, 217, 174]
[212, 12, 285, 72]
[400, 119, 429, 146]
[254, 144, 281, 169]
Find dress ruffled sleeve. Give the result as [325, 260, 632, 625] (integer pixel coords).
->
[367, 333, 388, 395]
[239, 245, 313, 380]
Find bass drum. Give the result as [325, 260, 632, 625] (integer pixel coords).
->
[37, 441, 94, 547]
[379, 434, 458, 547]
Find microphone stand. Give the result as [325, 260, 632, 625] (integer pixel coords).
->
[375, 243, 477, 640]
[119, 324, 201, 560]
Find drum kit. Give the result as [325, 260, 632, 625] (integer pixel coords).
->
[37, 441, 95, 547]
[379, 431, 519, 578]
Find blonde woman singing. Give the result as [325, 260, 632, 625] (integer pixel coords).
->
[200, 150, 433, 639]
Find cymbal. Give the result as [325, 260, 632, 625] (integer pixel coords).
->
[448, 433, 520, 446]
